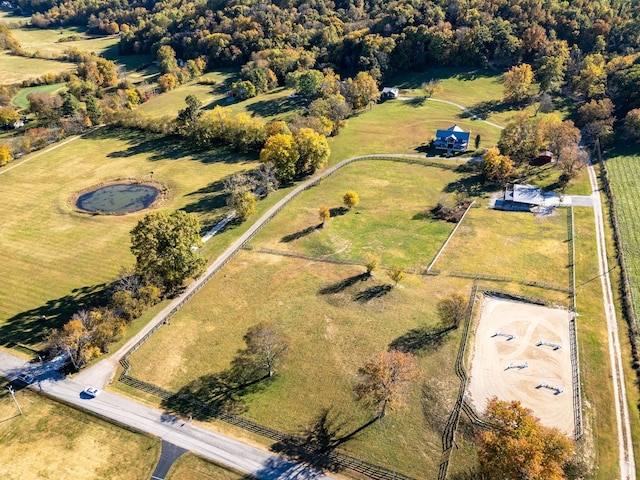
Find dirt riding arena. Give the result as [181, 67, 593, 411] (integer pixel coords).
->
[466, 296, 575, 435]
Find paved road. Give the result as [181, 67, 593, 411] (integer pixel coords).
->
[151, 441, 187, 480]
[586, 162, 636, 479]
[0, 351, 331, 480]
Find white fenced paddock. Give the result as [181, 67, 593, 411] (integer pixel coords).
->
[466, 296, 576, 435]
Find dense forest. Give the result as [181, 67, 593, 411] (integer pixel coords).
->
[5, 0, 639, 114]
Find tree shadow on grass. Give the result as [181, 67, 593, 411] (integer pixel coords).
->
[462, 99, 510, 120]
[318, 273, 369, 295]
[281, 224, 321, 243]
[389, 325, 455, 353]
[271, 408, 379, 473]
[95, 127, 252, 165]
[353, 284, 393, 303]
[443, 172, 494, 197]
[245, 95, 303, 118]
[0, 282, 111, 349]
[161, 361, 269, 421]
[329, 206, 348, 217]
[180, 179, 230, 232]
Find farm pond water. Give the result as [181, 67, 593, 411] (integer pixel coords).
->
[76, 183, 159, 214]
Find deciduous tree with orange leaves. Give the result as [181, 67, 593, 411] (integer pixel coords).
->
[354, 350, 418, 419]
[478, 397, 574, 480]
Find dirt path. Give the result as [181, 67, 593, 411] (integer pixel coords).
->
[587, 161, 636, 479]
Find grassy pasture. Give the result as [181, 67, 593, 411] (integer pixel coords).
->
[327, 100, 502, 165]
[167, 453, 247, 480]
[138, 80, 301, 123]
[390, 67, 526, 127]
[250, 160, 463, 269]
[137, 71, 238, 118]
[0, 128, 260, 349]
[0, 387, 159, 479]
[0, 51, 74, 84]
[433, 205, 570, 288]
[12, 81, 65, 108]
[122, 160, 593, 477]
[128, 253, 470, 478]
[9, 26, 118, 58]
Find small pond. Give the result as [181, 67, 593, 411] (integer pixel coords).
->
[76, 183, 159, 214]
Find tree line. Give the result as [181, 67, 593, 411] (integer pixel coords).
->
[7, 0, 638, 115]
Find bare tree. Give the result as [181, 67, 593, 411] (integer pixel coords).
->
[240, 322, 291, 377]
[354, 350, 418, 418]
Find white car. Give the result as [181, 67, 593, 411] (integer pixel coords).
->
[83, 386, 100, 398]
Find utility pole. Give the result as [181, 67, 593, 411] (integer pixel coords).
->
[7, 385, 23, 416]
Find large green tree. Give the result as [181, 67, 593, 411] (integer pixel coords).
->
[130, 210, 206, 292]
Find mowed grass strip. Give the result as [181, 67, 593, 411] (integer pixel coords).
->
[327, 100, 502, 165]
[127, 252, 471, 478]
[572, 205, 624, 479]
[12, 82, 65, 109]
[0, 51, 74, 84]
[0, 387, 160, 479]
[167, 453, 247, 480]
[0, 127, 258, 347]
[251, 160, 462, 269]
[433, 205, 570, 288]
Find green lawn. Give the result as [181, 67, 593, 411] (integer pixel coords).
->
[12, 82, 65, 109]
[389, 67, 526, 127]
[0, 387, 160, 479]
[434, 205, 570, 288]
[138, 78, 301, 123]
[327, 100, 502, 165]
[137, 71, 238, 118]
[0, 51, 74, 84]
[0, 127, 259, 349]
[250, 160, 463, 269]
